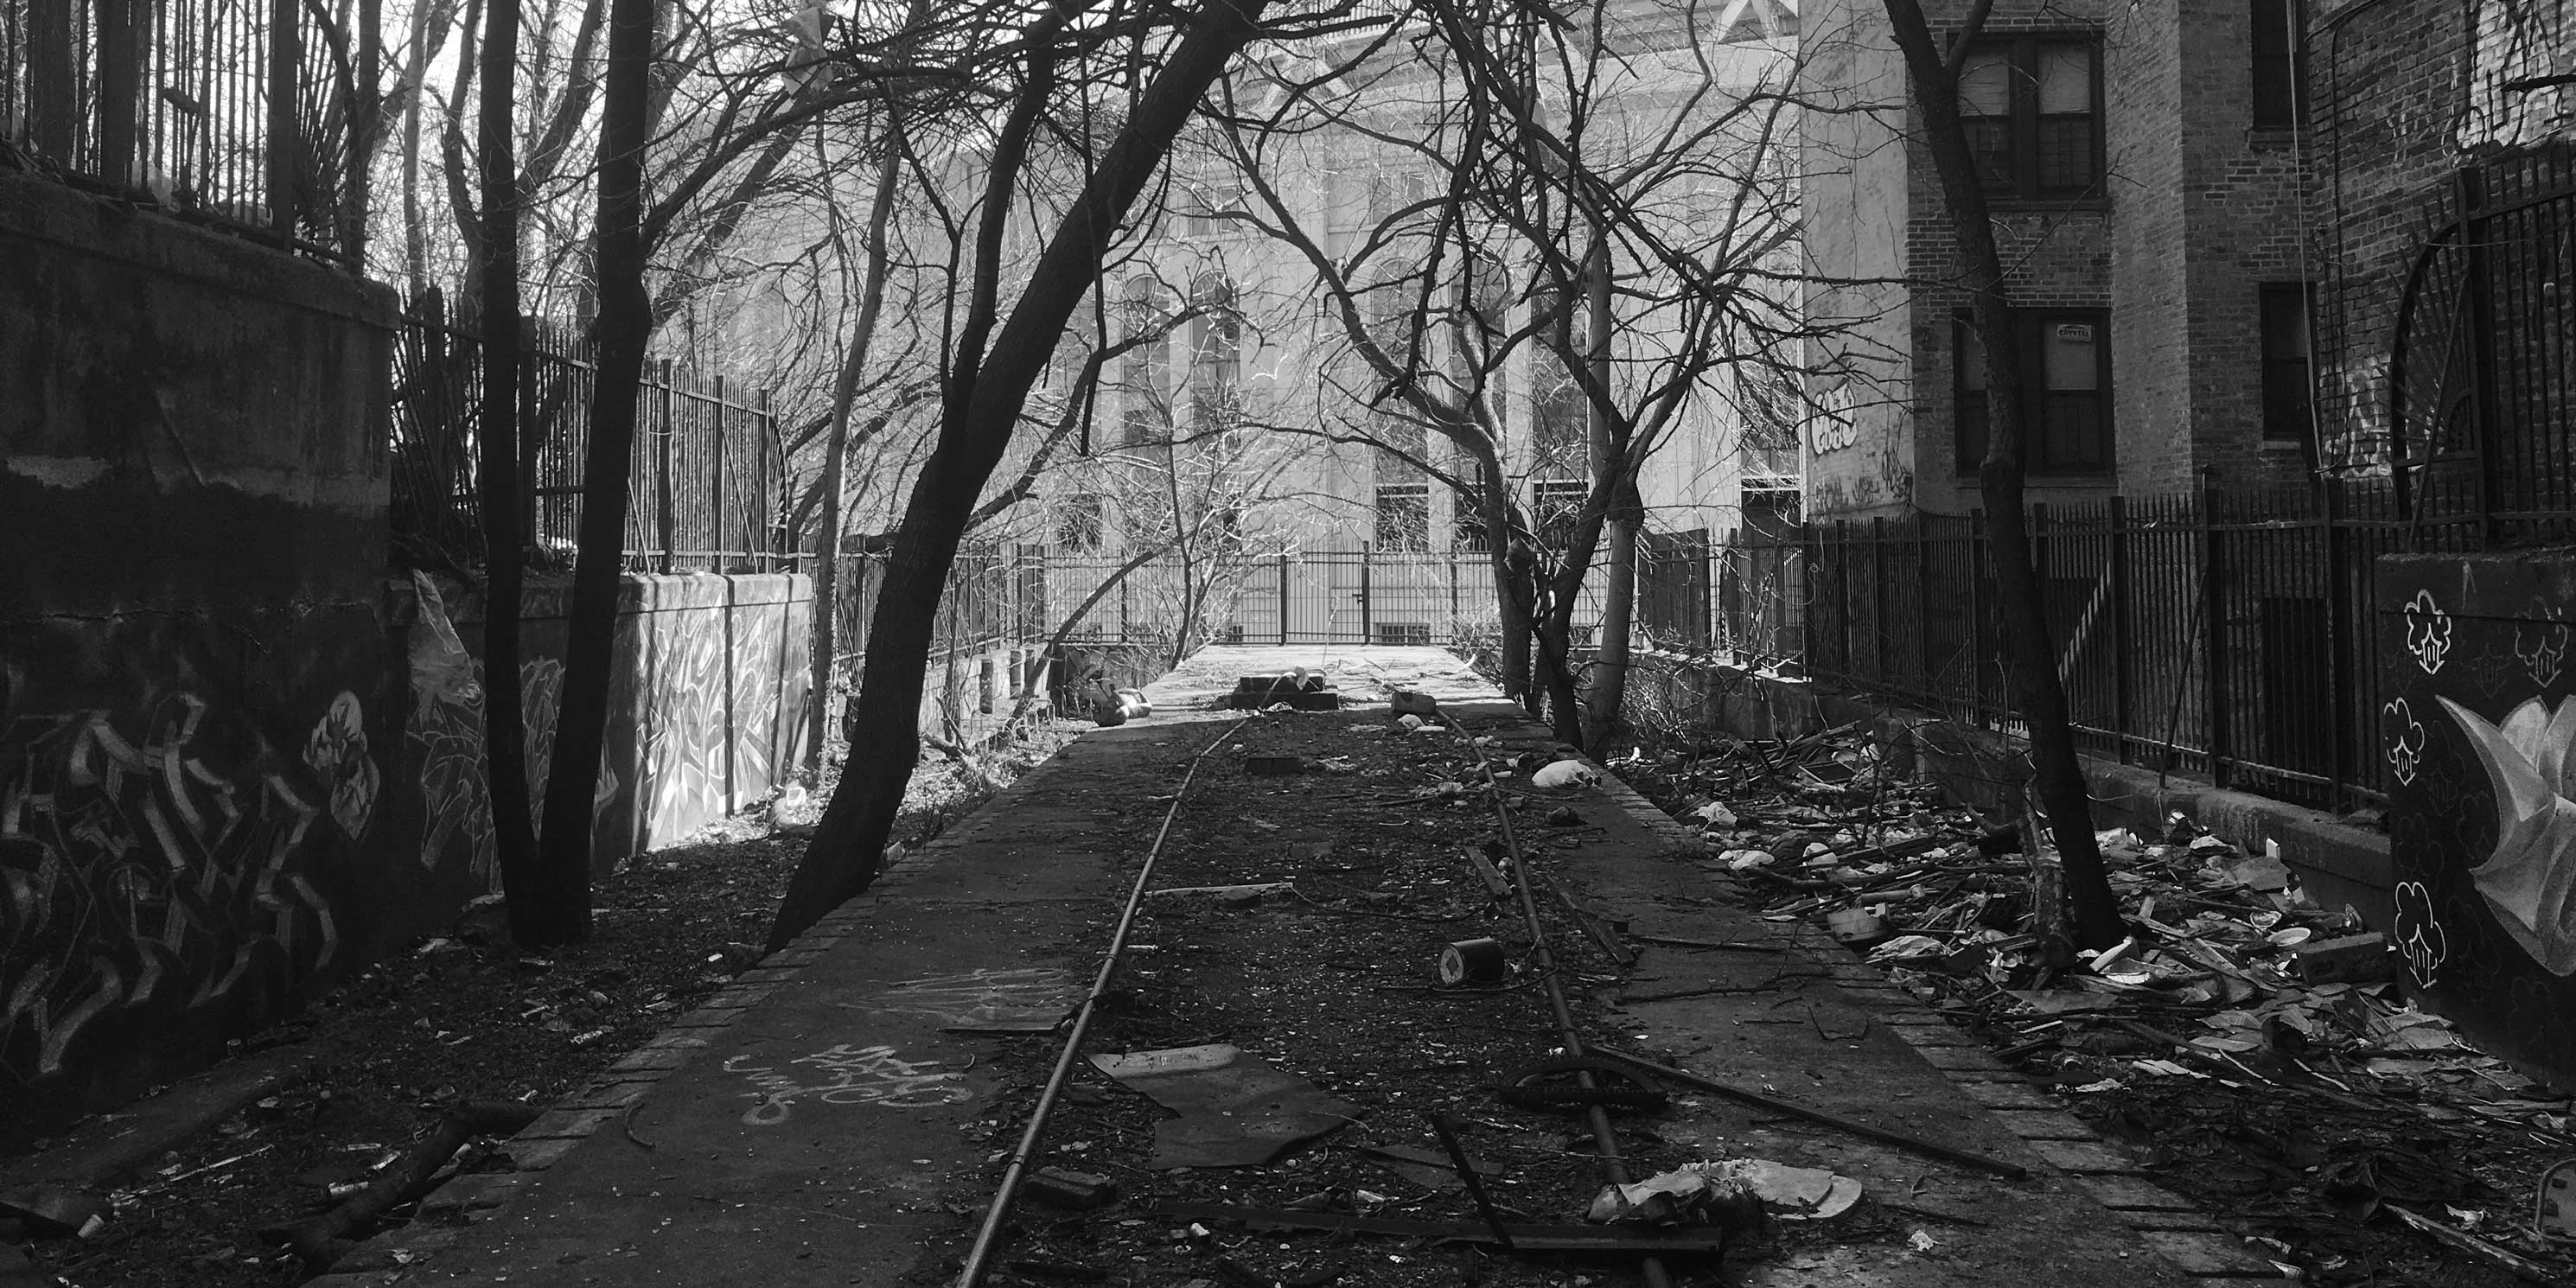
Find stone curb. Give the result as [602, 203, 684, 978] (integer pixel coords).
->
[299, 749, 1092, 1286]
[1572, 746, 2292, 1283]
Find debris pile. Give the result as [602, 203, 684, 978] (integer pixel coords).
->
[1623, 723, 2576, 1285]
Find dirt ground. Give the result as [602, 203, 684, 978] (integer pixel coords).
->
[7, 730, 1076, 1288]
[1614, 745, 2576, 1288]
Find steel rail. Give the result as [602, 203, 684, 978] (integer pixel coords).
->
[954, 715, 1255, 1288]
[1444, 714, 1675, 1288]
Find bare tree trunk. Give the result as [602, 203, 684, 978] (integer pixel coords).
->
[1578, 236, 1633, 751]
[476, 0, 539, 937]
[768, 0, 1278, 952]
[807, 133, 907, 776]
[1882, 0, 2123, 949]
[525, 0, 655, 947]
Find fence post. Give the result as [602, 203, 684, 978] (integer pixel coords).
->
[710, 374, 729, 573]
[2458, 168, 2503, 545]
[2203, 480, 2231, 789]
[1360, 550, 1374, 644]
[2322, 479, 2352, 807]
[758, 387, 777, 569]
[1870, 516, 1888, 685]
[96, 0, 143, 189]
[1834, 520, 1852, 680]
[655, 360, 675, 573]
[1916, 511, 1933, 697]
[1278, 552, 1291, 643]
[1968, 510, 1987, 726]
[266, 0, 301, 241]
[2108, 494, 2134, 765]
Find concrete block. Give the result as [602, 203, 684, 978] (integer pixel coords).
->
[1023, 1168, 1118, 1210]
[2293, 933, 2393, 985]
[2139, 1231, 2286, 1277]
[2075, 1175, 2197, 1210]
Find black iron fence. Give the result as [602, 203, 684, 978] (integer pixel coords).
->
[1, 0, 367, 260]
[1721, 481, 2486, 813]
[1032, 546, 1615, 648]
[391, 296, 783, 572]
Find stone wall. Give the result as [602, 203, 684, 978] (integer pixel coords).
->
[0, 175, 418, 1137]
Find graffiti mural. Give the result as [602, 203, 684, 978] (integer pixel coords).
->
[421, 573, 810, 876]
[1, 677, 348, 1081]
[2382, 552, 2576, 1081]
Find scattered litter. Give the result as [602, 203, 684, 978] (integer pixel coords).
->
[1089, 1045, 1360, 1167]
[1531, 761, 1599, 790]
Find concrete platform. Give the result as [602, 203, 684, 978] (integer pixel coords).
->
[312, 647, 2283, 1287]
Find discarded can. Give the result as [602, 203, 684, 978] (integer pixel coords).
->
[1438, 938, 1508, 985]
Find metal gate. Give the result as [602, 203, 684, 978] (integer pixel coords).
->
[2390, 140, 2576, 541]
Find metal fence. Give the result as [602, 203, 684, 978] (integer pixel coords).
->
[1720, 481, 2485, 813]
[1, 0, 367, 260]
[391, 296, 783, 571]
[1031, 546, 1614, 648]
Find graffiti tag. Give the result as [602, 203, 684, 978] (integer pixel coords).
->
[865, 967, 1081, 1028]
[724, 1044, 969, 1125]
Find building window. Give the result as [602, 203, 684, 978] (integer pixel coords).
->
[1957, 38, 2101, 201]
[1375, 483, 1430, 552]
[1533, 479, 1587, 548]
[1119, 278, 1168, 447]
[1188, 271, 1240, 430]
[2260, 283, 2315, 445]
[1057, 494, 1105, 551]
[2250, 0, 2305, 131]
[1954, 311, 2113, 475]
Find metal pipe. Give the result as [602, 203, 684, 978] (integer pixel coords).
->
[954, 715, 1254, 1288]
[1446, 716, 1673, 1288]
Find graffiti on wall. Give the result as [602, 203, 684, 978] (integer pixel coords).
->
[410, 575, 803, 877]
[407, 574, 617, 884]
[2384, 559, 2576, 1081]
[1, 673, 354, 1078]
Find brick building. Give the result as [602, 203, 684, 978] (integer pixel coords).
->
[1801, 0, 2331, 519]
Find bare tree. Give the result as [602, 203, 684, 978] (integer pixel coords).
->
[1878, 0, 2121, 949]
[768, 0, 1320, 952]
[1217, 0, 1807, 749]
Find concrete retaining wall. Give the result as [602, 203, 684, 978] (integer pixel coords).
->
[437, 573, 813, 876]
[0, 175, 416, 1136]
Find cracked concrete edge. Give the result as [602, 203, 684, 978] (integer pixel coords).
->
[1575, 750, 2294, 1283]
[301, 743, 1098, 1285]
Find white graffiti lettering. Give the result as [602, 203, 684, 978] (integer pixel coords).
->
[724, 1044, 969, 1125]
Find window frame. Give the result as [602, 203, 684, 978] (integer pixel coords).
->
[1952, 308, 2116, 477]
[1531, 478, 1589, 549]
[2249, 0, 2306, 132]
[2258, 282, 2317, 448]
[1955, 35, 2106, 203]
[1374, 482, 1431, 553]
